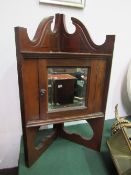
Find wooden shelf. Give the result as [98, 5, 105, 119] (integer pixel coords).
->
[26, 112, 104, 128]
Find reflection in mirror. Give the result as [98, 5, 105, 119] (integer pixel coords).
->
[48, 67, 88, 111]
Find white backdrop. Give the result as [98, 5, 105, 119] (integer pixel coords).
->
[0, 0, 131, 169]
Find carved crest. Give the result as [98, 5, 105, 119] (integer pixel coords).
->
[15, 13, 115, 54]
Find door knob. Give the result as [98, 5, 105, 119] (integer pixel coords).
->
[40, 89, 46, 96]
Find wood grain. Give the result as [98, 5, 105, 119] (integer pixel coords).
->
[15, 13, 115, 167]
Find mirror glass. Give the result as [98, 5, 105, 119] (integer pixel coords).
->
[48, 67, 88, 111]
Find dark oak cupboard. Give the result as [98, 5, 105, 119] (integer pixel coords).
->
[15, 14, 115, 167]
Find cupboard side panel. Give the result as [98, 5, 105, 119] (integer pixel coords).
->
[22, 59, 39, 121]
[93, 59, 108, 112]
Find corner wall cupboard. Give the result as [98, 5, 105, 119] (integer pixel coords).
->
[15, 14, 115, 167]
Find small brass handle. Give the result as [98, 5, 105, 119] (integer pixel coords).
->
[40, 89, 46, 96]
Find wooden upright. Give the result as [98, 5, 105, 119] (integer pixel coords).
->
[15, 14, 115, 167]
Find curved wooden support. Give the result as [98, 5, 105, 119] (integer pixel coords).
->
[25, 127, 57, 167]
[86, 117, 104, 150]
[53, 116, 104, 152]
[25, 115, 104, 166]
